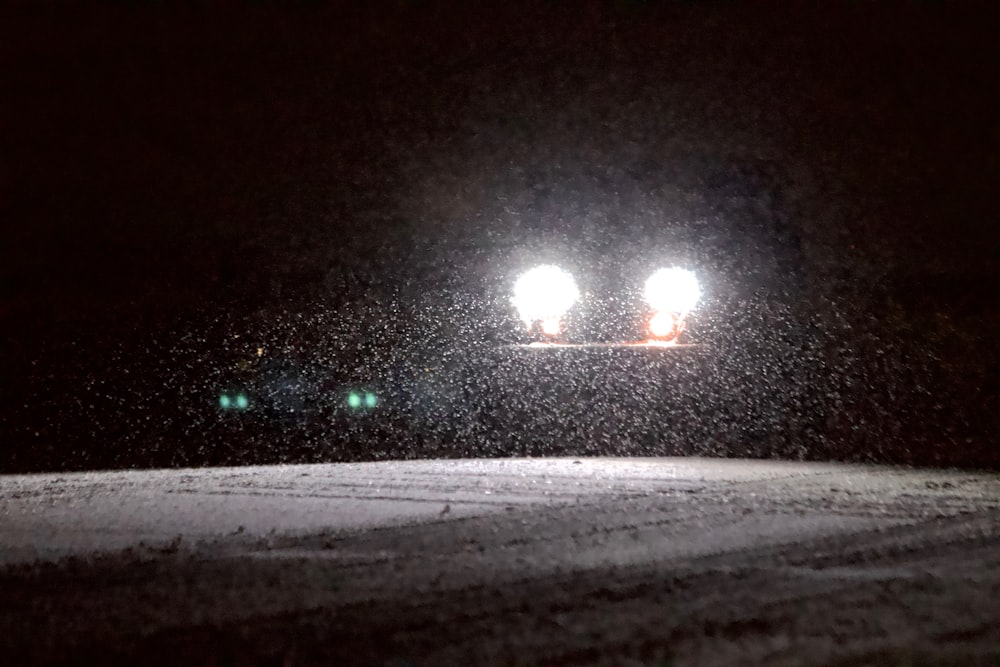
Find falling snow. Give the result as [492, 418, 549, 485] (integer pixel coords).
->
[2, 3, 998, 472]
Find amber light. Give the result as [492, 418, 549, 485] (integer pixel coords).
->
[541, 317, 562, 337]
[648, 311, 679, 340]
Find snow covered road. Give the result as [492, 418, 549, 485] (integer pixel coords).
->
[2, 458, 999, 665]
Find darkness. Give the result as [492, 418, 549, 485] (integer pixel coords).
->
[2, 1, 999, 471]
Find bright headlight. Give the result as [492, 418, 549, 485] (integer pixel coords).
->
[512, 265, 580, 328]
[644, 268, 701, 313]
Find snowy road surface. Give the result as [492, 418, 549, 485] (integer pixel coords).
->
[2, 458, 999, 665]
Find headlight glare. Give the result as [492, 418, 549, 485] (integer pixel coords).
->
[512, 265, 579, 331]
[644, 268, 701, 313]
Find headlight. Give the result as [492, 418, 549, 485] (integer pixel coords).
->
[512, 265, 579, 337]
[644, 268, 700, 343]
[644, 268, 701, 314]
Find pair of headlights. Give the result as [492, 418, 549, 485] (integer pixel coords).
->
[511, 265, 702, 343]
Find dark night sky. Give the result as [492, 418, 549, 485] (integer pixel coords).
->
[5, 1, 997, 314]
[2, 1, 999, 470]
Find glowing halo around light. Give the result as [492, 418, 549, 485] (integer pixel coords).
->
[644, 268, 701, 314]
[512, 265, 580, 330]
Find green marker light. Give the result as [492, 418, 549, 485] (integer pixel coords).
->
[235, 394, 249, 410]
[219, 394, 232, 409]
[365, 392, 378, 408]
[347, 392, 362, 409]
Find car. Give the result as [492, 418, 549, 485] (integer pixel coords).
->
[510, 263, 703, 347]
[206, 258, 712, 461]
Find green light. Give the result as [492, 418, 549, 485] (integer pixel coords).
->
[219, 394, 231, 409]
[365, 392, 378, 408]
[235, 394, 249, 410]
[347, 392, 362, 409]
